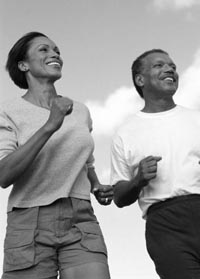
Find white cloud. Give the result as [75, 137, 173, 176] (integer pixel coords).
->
[175, 48, 200, 108]
[153, 0, 199, 10]
[85, 87, 144, 136]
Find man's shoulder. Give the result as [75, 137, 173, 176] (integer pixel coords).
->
[114, 112, 141, 137]
[177, 105, 200, 116]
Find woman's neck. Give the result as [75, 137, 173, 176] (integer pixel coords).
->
[22, 83, 57, 110]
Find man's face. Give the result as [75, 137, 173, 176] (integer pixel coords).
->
[140, 52, 179, 98]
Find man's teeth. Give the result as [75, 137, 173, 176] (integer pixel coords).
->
[47, 62, 60, 66]
[164, 77, 174, 82]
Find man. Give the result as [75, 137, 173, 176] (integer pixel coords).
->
[111, 49, 200, 279]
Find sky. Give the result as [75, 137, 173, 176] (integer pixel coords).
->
[1, 0, 200, 278]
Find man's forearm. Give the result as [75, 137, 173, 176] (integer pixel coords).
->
[114, 179, 144, 207]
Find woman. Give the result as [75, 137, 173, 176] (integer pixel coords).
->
[0, 31, 113, 279]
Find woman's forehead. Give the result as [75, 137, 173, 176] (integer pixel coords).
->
[28, 36, 58, 49]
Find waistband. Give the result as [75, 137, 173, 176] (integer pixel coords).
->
[147, 194, 200, 216]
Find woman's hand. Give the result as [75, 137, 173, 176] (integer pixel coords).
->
[93, 184, 114, 206]
[45, 96, 73, 132]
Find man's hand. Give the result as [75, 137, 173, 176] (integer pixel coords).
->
[93, 184, 114, 206]
[135, 156, 162, 188]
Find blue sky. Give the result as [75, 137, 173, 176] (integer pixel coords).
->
[1, 0, 200, 278]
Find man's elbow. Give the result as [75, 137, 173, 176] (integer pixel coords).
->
[0, 177, 12, 189]
[113, 185, 125, 208]
[113, 195, 125, 208]
[114, 190, 138, 208]
[0, 184, 10, 189]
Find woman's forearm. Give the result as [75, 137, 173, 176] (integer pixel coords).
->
[87, 167, 100, 193]
[0, 124, 55, 188]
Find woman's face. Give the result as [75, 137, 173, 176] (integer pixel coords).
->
[23, 36, 63, 83]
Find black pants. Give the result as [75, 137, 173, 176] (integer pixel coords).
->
[145, 194, 200, 279]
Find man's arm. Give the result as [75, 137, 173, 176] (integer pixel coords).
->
[114, 156, 162, 207]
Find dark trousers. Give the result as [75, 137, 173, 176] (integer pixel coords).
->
[145, 194, 200, 279]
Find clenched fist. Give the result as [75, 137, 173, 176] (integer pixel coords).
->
[135, 156, 162, 188]
[45, 95, 73, 132]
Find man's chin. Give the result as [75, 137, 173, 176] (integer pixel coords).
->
[163, 86, 177, 96]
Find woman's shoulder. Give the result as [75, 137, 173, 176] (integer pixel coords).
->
[0, 97, 31, 122]
[73, 100, 90, 114]
[73, 100, 88, 108]
[0, 96, 24, 112]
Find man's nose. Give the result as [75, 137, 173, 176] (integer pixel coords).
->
[163, 64, 174, 72]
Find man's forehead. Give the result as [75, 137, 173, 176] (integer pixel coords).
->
[144, 52, 174, 64]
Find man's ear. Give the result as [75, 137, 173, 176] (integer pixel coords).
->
[18, 61, 29, 72]
[135, 74, 144, 87]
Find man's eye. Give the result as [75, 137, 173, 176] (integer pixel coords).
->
[155, 63, 162, 67]
[40, 48, 48, 52]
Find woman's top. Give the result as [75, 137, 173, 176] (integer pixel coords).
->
[0, 97, 95, 212]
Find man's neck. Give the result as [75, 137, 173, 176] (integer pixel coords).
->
[141, 97, 176, 113]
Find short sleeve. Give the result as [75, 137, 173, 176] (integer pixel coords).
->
[87, 108, 93, 132]
[0, 110, 18, 160]
[110, 133, 132, 185]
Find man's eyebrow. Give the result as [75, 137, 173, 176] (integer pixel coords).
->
[153, 58, 165, 63]
[153, 59, 176, 66]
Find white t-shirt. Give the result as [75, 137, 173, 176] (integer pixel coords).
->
[111, 105, 200, 217]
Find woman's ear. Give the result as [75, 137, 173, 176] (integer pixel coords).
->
[135, 73, 144, 87]
[18, 61, 29, 72]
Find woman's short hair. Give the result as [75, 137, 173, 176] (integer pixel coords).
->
[131, 49, 168, 98]
[6, 31, 47, 89]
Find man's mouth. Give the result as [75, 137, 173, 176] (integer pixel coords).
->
[163, 76, 176, 83]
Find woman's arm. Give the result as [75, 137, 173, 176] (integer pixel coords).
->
[87, 167, 100, 193]
[88, 167, 113, 205]
[0, 96, 73, 188]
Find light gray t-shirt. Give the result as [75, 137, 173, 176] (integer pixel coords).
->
[0, 97, 95, 212]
